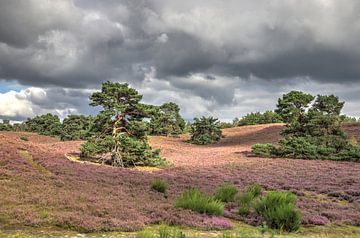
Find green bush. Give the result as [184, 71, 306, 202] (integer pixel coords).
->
[246, 184, 262, 197]
[189, 116, 223, 145]
[254, 191, 302, 232]
[136, 225, 186, 238]
[151, 178, 168, 193]
[158, 225, 186, 238]
[252, 144, 276, 157]
[214, 183, 238, 202]
[20, 135, 28, 141]
[237, 184, 262, 216]
[175, 188, 224, 215]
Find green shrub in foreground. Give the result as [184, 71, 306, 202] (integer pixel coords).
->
[237, 184, 262, 216]
[20, 135, 28, 141]
[175, 188, 224, 215]
[254, 191, 302, 232]
[214, 183, 238, 202]
[252, 144, 276, 157]
[151, 178, 168, 193]
[136, 225, 186, 238]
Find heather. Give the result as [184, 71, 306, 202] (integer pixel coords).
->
[0, 123, 359, 233]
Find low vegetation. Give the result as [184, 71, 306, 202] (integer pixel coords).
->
[175, 188, 224, 215]
[189, 116, 223, 145]
[151, 178, 168, 193]
[236, 184, 301, 232]
[213, 183, 238, 202]
[19, 135, 28, 141]
[237, 184, 263, 216]
[255, 191, 302, 232]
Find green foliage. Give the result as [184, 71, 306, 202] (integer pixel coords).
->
[151, 178, 168, 193]
[237, 111, 282, 126]
[219, 122, 234, 129]
[254, 191, 302, 232]
[275, 91, 314, 124]
[24, 113, 62, 136]
[214, 183, 238, 202]
[246, 184, 262, 198]
[150, 102, 185, 136]
[80, 81, 165, 167]
[189, 116, 223, 145]
[136, 225, 186, 238]
[253, 91, 360, 162]
[0, 119, 13, 131]
[339, 115, 358, 123]
[20, 135, 28, 141]
[175, 188, 224, 215]
[252, 144, 277, 157]
[60, 115, 93, 141]
[237, 184, 263, 216]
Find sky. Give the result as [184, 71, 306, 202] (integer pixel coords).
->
[0, 0, 359, 122]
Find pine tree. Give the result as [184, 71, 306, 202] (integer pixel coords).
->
[80, 81, 165, 167]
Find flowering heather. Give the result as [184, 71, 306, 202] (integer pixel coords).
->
[0, 123, 359, 232]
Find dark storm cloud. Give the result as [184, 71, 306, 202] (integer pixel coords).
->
[0, 0, 360, 120]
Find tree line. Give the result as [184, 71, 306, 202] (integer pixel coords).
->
[1, 82, 359, 166]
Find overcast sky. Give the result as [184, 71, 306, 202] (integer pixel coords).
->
[0, 0, 359, 121]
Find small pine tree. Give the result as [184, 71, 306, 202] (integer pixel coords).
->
[189, 116, 222, 145]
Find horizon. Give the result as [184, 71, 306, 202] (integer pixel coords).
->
[1, 1, 360, 121]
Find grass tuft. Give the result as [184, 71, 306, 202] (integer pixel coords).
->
[175, 188, 224, 215]
[151, 178, 168, 193]
[214, 183, 238, 202]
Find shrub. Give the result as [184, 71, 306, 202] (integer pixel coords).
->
[189, 116, 223, 145]
[246, 184, 262, 198]
[175, 188, 224, 215]
[158, 225, 186, 238]
[252, 144, 276, 157]
[20, 135, 28, 141]
[237, 184, 262, 216]
[151, 178, 168, 193]
[254, 191, 302, 232]
[214, 184, 238, 202]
